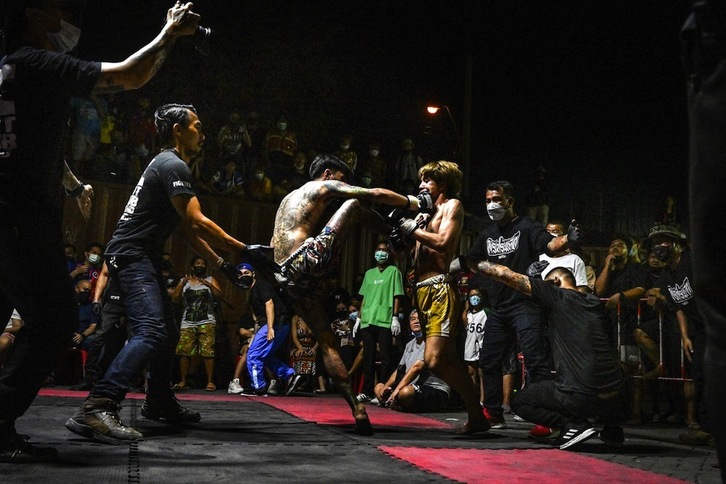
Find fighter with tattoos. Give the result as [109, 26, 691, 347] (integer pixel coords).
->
[270, 154, 434, 435]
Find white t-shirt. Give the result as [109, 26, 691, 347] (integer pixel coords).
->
[464, 309, 487, 362]
[539, 252, 589, 287]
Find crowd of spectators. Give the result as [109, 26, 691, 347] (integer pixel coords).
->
[68, 94, 428, 202]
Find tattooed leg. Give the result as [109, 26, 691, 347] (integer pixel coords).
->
[295, 297, 373, 436]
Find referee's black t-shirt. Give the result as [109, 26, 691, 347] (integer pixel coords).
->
[105, 150, 196, 263]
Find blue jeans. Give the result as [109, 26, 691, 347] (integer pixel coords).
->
[247, 323, 294, 391]
[479, 303, 550, 417]
[90, 257, 178, 403]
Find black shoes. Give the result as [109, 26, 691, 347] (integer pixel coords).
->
[66, 397, 143, 445]
[0, 435, 58, 463]
[285, 374, 303, 396]
[140, 396, 201, 423]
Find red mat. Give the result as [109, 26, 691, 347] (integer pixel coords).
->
[379, 446, 686, 483]
[254, 396, 451, 429]
[38, 389, 449, 429]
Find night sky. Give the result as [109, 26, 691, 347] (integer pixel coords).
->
[77, 1, 693, 238]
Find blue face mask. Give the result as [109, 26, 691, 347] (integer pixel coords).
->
[349, 311, 358, 320]
[374, 250, 389, 264]
[413, 331, 424, 339]
[469, 295, 481, 307]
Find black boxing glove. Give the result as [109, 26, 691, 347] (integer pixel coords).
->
[567, 219, 583, 245]
[526, 260, 550, 278]
[388, 227, 414, 253]
[240, 244, 281, 274]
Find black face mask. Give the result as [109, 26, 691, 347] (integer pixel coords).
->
[193, 267, 207, 277]
[161, 260, 173, 271]
[239, 275, 254, 289]
[76, 291, 91, 305]
[336, 310, 348, 320]
[653, 244, 671, 262]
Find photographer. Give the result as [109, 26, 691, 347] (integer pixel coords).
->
[0, 0, 203, 462]
[373, 310, 450, 413]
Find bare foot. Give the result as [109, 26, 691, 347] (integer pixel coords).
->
[458, 418, 490, 435]
[354, 407, 374, 436]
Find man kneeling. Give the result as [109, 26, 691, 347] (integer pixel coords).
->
[374, 310, 450, 412]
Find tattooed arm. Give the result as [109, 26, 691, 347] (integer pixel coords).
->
[321, 181, 412, 208]
[94, 2, 200, 93]
[471, 260, 532, 297]
[63, 160, 94, 221]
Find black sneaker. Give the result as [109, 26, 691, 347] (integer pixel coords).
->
[557, 423, 598, 450]
[65, 406, 94, 439]
[599, 425, 625, 448]
[141, 396, 201, 423]
[82, 397, 143, 445]
[285, 374, 303, 396]
[0, 435, 58, 463]
[679, 429, 715, 446]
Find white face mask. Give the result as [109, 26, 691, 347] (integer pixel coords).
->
[341, 144, 350, 150]
[47, 19, 81, 53]
[487, 202, 506, 221]
[87, 253, 101, 266]
[370, 150, 379, 157]
[278, 123, 287, 131]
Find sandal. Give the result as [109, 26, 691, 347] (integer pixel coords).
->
[205, 383, 217, 392]
[173, 382, 186, 391]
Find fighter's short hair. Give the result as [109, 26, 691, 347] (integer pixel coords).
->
[418, 160, 463, 197]
[308, 154, 353, 181]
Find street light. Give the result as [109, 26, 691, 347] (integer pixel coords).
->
[425, 105, 460, 159]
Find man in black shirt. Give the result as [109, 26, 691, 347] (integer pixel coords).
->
[238, 263, 301, 396]
[644, 225, 713, 447]
[465, 261, 626, 450]
[65, 104, 254, 445]
[465, 180, 580, 427]
[0, 0, 202, 462]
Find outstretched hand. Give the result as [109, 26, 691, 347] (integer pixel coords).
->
[165, 1, 201, 37]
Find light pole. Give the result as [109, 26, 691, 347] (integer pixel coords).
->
[426, 105, 461, 160]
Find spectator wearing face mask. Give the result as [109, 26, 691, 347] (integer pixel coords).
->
[247, 164, 274, 203]
[70, 242, 105, 293]
[334, 134, 357, 174]
[463, 287, 488, 406]
[352, 242, 404, 403]
[171, 256, 223, 392]
[362, 142, 387, 188]
[264, 114, 297, 184]
[71, 279, 98, 352]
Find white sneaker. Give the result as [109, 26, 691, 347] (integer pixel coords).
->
[356, 393, 371, 403]
[228, 378, 243, 394]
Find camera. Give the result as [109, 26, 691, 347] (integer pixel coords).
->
[193, 25, 211, 56]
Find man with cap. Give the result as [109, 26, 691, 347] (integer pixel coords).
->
[0, 0, 203, 461]
[644, 225, 713, 446]
[270, 153, 434, 435]
[236, 263, 301, 396]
